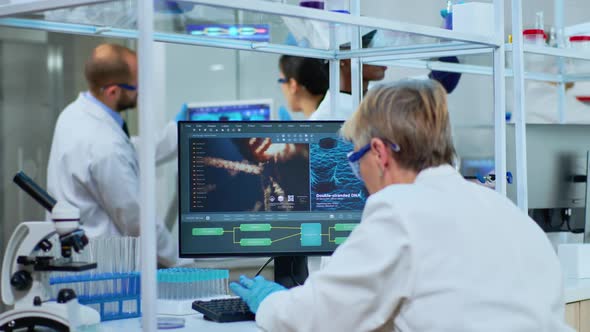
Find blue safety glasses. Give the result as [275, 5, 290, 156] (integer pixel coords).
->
[277, 78, 288, 84]
[101, 83, 138, 92]
[346, 141, 401, 180]
[116, 83, 137, 91]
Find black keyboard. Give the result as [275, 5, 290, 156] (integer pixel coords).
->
[192, 298, 255, 323]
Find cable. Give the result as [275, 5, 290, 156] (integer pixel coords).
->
[563, 208, 584, 234]
[289, 259, 301, 286]
[255, 257, 274, 277]
[546, 209, 564, 231]
[256, 257, 309, 286]
[289, 257, 309, 287]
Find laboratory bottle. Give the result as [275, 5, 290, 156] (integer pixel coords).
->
[325, 0, 349, 12]
[299, 0, 324, 9]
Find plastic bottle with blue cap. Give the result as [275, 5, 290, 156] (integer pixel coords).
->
[441, 0, 465, 30]
[324, 0, 349, 13]
[299, 1, 324, 9]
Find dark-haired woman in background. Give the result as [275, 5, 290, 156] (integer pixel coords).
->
[278, 55, 329, 119]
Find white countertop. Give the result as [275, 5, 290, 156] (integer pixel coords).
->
[98, 298, 259, 331]
[101, 313, 259, 331]
[97, 277, 590, 329]
[564, 278, 590, 303]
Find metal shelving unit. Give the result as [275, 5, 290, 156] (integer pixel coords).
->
[366, 46, 590, 83]
[364, 1, 590, 213]
[0, 0, 508, 331]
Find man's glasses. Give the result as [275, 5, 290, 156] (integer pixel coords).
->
[346, 141, 401, 180]
[101, 83, 137, 92]
[277, 78, 288, 84]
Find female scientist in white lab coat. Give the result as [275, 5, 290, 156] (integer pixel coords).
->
[278, 55, 329, 119]
[230, 79, 572, 332]
[47, 44, 178, 266]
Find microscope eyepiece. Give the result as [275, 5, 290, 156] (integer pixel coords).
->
[13, 171, 57, 212]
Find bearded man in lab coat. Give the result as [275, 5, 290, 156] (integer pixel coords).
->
[230, 79, 572, 331]
[47, 43, 178, 266]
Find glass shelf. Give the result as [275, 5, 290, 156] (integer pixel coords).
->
[0, 0, 111, 17]
[510, 44, 590, 62]
[0, 0, 501, 60]
[365, 45, 590, 84]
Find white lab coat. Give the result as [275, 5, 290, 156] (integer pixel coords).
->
[510, 80, 590, 123]
[312, 76, 430, 121]
[309, 91, 353, 121]
[309, 77, 432, 272]
[257, 165, 571, 332]
[47, 93, 178, 266]
[506, 56, 590, 124]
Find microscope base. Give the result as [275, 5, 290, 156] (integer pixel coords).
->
[0, 300, 100, 332]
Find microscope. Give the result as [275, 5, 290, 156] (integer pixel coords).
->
[0, 172, 100, 331]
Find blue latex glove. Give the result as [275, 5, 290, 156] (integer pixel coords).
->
[175, 103, 188, 122]
[429, 56, 462, 94]
[154, 0, 194, 14]
[284, 32, 298, 47]
[229, 275, 286, 314]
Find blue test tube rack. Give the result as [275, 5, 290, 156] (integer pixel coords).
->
[49, 272, 141, 321]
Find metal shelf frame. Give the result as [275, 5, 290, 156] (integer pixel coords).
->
[186, 0, 501, 48]
[0, 0, 513, 330]
[0, 17, 340, 59]
[511, 0, 528, 212]
[368, 58, 590, 84]
[368, 45, 590, 76]
[0, 18, 497, 61]
[511, 44, 590, 61]
[0, 0, 109, 17]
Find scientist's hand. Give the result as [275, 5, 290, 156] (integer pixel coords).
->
[174, 103, 188, 122]
[229, 275, 286, 313]
[248, 137, 297, 163]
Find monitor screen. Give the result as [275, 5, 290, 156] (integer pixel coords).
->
[506, 124, 590, 209]
[187, 100, 272, 122]
[178, 121, 367, 257]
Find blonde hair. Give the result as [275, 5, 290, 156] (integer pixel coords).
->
[341, 79, 456, 172]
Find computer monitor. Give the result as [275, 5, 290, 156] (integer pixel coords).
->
[177, 121, 367, 286]
[506, 124, 590, 209]
[186, 99, 273, 122]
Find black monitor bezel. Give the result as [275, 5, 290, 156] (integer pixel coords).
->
[177, 120, 361, 258]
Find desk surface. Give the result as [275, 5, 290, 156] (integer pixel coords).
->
[101, 314, 259, 331]
[564, 278, 590, 303]
[100, 277, 589, 329]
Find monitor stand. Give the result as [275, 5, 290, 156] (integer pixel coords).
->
[273, 256, 308, 289]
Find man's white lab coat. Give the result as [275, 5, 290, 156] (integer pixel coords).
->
[47, 93, 178, 266]
[256, 165, 571, 332]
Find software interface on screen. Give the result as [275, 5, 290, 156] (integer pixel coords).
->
[187, 100, 272, 122]
[178, 121, 368, 257]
